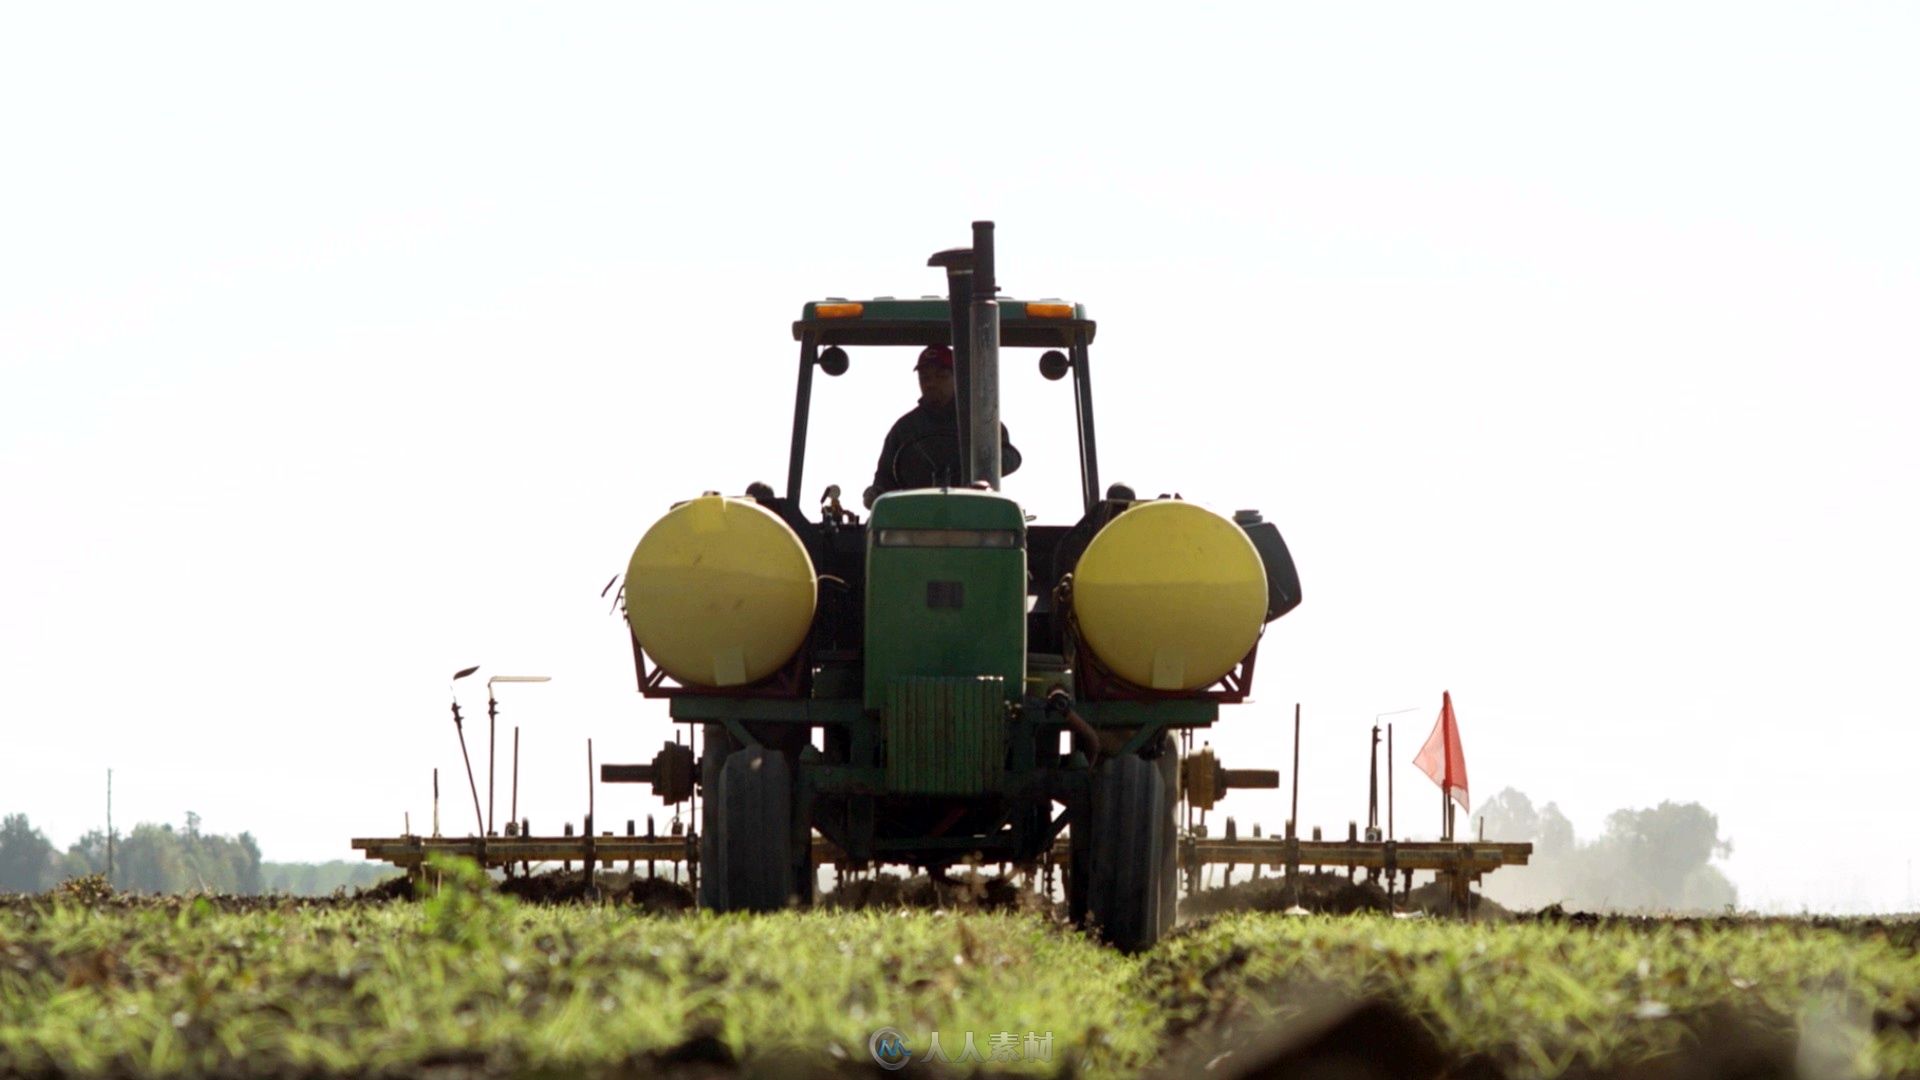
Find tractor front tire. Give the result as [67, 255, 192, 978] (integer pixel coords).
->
[708, 746, 794, 913]
[1086, 748, 1176, 952]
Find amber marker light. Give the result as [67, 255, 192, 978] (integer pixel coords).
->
[815, 302, 864, 318]
[1025, 302, 1074, 318]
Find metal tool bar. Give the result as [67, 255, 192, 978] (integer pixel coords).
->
[354, 834, 1528, 876]
[1218, 769, 1280, 789]
[352, 835, 840, 869]
[1189, 839, 1532, 872]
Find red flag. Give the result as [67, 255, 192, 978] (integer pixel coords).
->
[1414, 690, 1469, 812]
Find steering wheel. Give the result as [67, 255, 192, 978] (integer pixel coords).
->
[891, 433, 964, 489]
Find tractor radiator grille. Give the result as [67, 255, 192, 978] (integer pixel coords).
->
[882, 676, 1006, 795]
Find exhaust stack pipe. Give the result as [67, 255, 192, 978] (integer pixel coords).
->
[968, 221, 1001, 490]
[928, 220, 1003, 490]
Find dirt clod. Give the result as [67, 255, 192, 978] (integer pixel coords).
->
[1179, 871, 1515, 920]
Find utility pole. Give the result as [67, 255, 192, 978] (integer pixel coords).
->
[105, 769, 114, 886]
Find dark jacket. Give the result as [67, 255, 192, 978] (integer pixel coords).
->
[871, 398, 1022, 496]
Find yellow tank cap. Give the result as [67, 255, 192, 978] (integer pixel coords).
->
[625, 495, 817, 688]
[1072, 500, 1267, 692]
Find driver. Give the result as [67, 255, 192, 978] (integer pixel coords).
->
[863, 344, 1022, 508]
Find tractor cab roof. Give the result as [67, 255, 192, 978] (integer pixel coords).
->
[793, 296, 1096, 348]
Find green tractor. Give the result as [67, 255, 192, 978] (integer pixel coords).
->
[611, 222, 1300, 950]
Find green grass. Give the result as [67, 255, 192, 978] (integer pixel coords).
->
[1144, 913, 1920, 1077]
[2, 867, 1917, 1078]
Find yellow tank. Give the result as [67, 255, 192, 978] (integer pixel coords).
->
[625, 495, 817, 687]
[1072, 501, 1267, 691]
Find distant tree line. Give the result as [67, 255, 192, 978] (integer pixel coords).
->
[0, 813, 396, 896]
[1474, 789, 1737, 912]
[259, 861, 398, 895]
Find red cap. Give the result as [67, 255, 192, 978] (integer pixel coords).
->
[915, 344, 954, 371]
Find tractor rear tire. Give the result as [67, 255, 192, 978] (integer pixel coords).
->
[1086, 748, 1176, 952]
[1067, 793, 1092, 926]
[697, 724, 727, 910]
[1154, 738, 1181, 930]
[709, 746, 794, 913]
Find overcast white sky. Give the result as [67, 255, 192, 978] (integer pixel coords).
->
[3, 3, 1916, 912]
